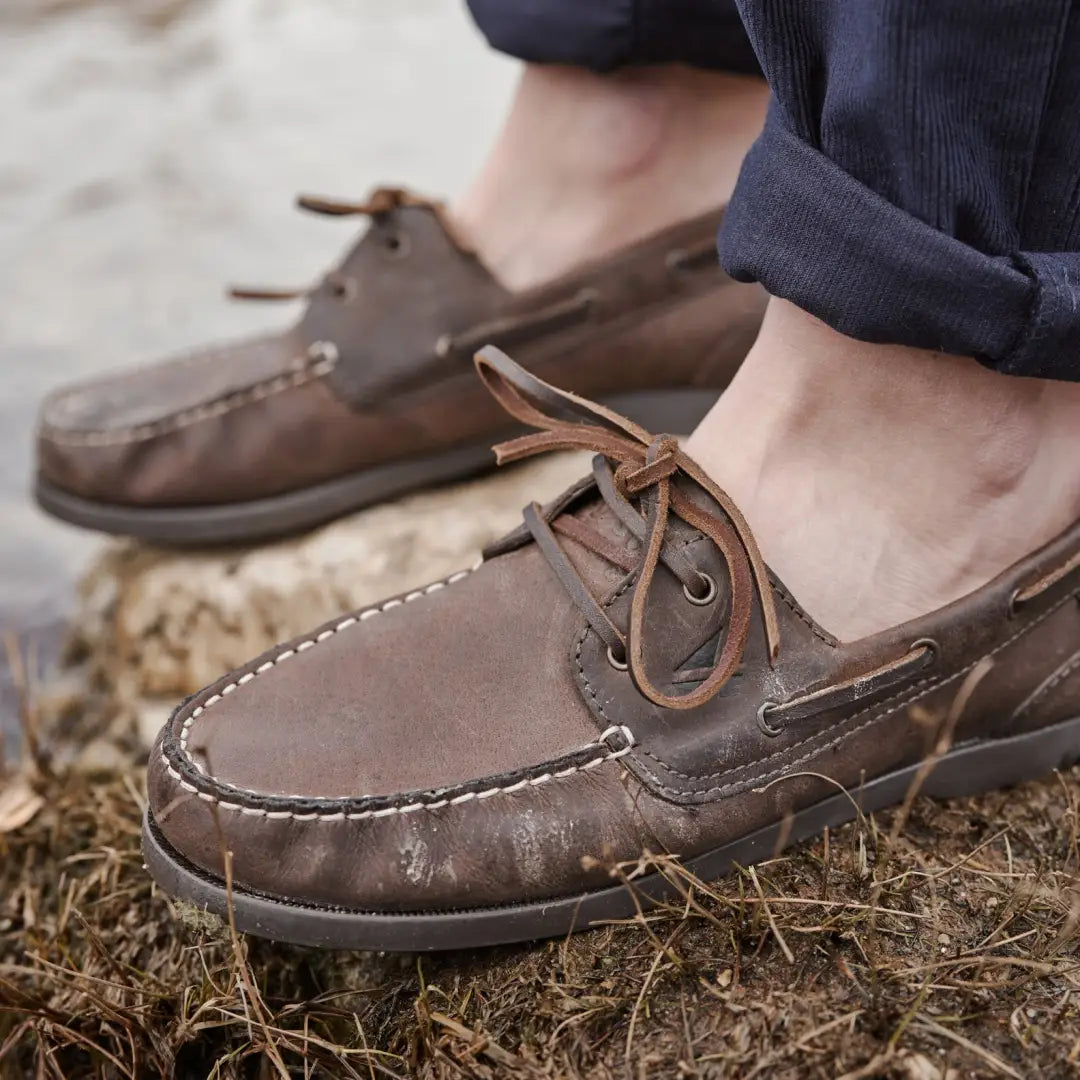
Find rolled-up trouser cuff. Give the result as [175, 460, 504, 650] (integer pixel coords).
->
[719, 117, 1080, 381]
[466, 0, 761, 77]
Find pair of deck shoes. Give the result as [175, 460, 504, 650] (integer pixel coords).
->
[38, 189, 1080, 950]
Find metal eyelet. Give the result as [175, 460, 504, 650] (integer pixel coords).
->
[383, 231, 410, 258]
[683, 572, 717, 607]
[908, 637, 939, 668]
[1007, 586, 1025, 619]
[330, 276, 358, 302]
[665, 248, 689, 272]
[606, 645, 628, 671]
[757, 700, 783, 738]
[306, 340, 339, 365]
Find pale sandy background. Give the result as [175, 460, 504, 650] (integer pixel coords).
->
[0, 0, 516, 735]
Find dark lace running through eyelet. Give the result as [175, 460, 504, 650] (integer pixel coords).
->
[1007, 586, 1026, 619]
[598, 724, 635, 753]
[757, 700, 783, 737]
[683, 572, 717, 606]
[908, 636, 940, 668]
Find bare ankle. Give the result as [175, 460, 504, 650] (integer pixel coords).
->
[716, 302, 1061, 489]
[453, 64, 768, 289]
[688, 300, 1080, 639]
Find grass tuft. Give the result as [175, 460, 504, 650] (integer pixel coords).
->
[3, 751, 1080, 1077]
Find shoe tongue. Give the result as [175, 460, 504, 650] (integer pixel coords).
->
[540, 476, 717, 603]
[298, 200, 510, 408]
[551, 480, 738, 682]
[560, 494, 643, 596]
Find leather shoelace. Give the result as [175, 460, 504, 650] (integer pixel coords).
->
[475, 345, 781, 712]
[226, 186, 469, 302]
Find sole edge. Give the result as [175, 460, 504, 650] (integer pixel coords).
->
[143, 714, 1080, 951]
[38, 388, 720, 545]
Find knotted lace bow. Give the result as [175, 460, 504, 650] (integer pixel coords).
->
[475, 345, 781, 712]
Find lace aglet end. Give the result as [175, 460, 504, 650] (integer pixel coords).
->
[764, 625, 781, 668]
[491, 435, 544, 467]
[762, 607, 782, 668]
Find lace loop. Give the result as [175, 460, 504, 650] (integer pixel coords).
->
[228, 185, 471, 306]
[227, 285, 310, 302]
[295, 187, 430, 217]
[475, 345, 781, 712]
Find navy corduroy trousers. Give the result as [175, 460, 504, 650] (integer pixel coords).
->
[468, 0, 1080, 382]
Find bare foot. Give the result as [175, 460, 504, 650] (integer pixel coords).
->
[685, 299, 1080, 640]
[452, 63, 769, 290]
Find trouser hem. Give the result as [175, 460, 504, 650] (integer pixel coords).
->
[466, 0, 761, 76]
[719, 117, 1080, 380]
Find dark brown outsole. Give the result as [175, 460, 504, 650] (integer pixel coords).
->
[36, 387, 719, 545]
[143, 713, 1080, 952]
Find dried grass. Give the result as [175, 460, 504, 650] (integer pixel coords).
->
[3, 745, 1080, 1078]
[3, 629, 1080, 1076]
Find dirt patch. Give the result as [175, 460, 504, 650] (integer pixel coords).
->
[2, 744, 1079, 1078]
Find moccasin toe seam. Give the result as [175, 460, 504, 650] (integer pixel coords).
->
[39, 345, 338, 448]
[157, 562, 634, 823]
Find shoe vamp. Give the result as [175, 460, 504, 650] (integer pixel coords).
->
[41, 331, 301, 432]
[182, 543, 601, 800]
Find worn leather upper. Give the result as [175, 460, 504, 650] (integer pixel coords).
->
[37, 187, 766, 507]
[148, 350, 1080, 914]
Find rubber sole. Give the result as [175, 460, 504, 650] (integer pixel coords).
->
[36, 388, 718, 545]
[143, 713, 1080, 952]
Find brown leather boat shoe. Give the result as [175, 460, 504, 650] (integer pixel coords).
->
[144, 347, 1080, 951]
[35, 186, 764, 544]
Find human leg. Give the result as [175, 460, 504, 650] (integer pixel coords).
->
[685, 0, 1080, 638]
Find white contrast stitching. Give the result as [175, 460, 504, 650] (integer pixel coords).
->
[162, 741, 634, 821]
[41, 343, 338, 447]
[165, 551, 638, 821]
[1012, 646, 1080, 722]
[177, 564, 476, 772]
[161, 541, 648, 822]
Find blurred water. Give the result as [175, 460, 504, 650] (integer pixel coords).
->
[0, 0, 515, 733]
